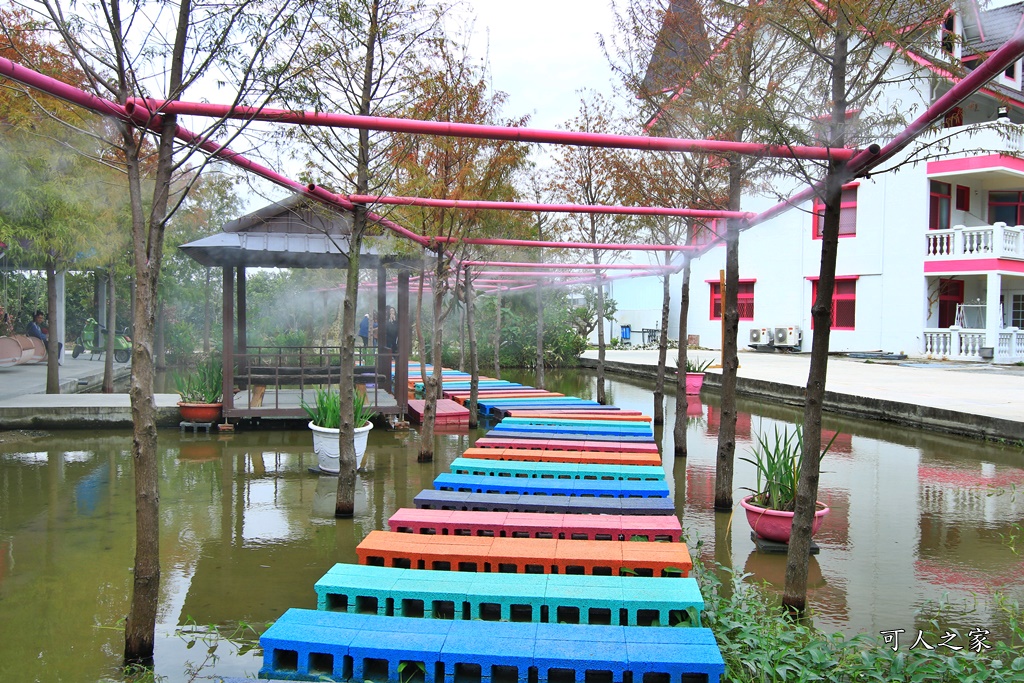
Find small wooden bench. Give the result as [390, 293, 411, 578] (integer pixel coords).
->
[259, 609, 725, 682]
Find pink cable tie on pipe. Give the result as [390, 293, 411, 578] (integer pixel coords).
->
[128, 97, 856, 161]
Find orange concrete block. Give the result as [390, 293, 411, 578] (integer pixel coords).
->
[554, 538, 622, 574]
[621, 541, 692, 577]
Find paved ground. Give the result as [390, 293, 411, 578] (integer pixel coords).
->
[0, 356, 181, 427]
[583, 348, 1024, 428]
[0, 354, 132, 400]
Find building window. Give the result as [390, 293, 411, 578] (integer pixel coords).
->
[1006, 62, 1019, 81]
[955, 185, 970, 212]
[1013, 294, 1024, 329]
[810, 277, 857, 330]
[709, 281, 755, 321]
[930, 181, 951, 230]
[812, 184, 858, 238]
[941, 13, 956, 55]
[943, 106, 964, 128]
[989, 191, 1024, 225]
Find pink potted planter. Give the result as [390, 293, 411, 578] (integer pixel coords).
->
[684, 372, 705, 395]
[740, 495, 830, 544]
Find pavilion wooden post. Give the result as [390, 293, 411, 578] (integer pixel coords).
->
[396, 269, 410, 416]
[222, 266, 234, 412]
[377, 265, 389, 393]
[236, 266, 247, 358]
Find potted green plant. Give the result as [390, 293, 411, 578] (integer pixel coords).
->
[739, 424, 834, 544]
[303, 388, 376, 474]
[680, 356, 714, 395]
[173, 356, 223, 423]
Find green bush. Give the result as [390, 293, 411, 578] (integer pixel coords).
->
[698, 564, 1024, 682]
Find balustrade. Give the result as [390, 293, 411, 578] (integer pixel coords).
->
[924, 327, 1024, 361]
[925, 223, 1024, 261]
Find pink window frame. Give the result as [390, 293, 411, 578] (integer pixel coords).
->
[807, 276, 859, 331]
[707, 279, 756, 321]
[812, 182, 859, 239]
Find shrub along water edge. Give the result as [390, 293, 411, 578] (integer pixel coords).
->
[695, 560, 1024, 682]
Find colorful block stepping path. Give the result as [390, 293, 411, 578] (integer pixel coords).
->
[257, 364, 724, 682]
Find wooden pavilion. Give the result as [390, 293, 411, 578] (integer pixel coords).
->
[179, 195, 421, 422]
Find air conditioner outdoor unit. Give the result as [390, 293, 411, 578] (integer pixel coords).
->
[774, 326, 802, 347]
[749, 327, 770, 345]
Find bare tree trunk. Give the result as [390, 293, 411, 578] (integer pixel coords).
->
[336, 0, 381, 517]
[493, 288, 502, 379]
[714, 161, 743, 511]
[202, 267, 212, 354]
[458, 288, 465, 372]
[103, 266, 116, 393]
[535, 283, 544, 386]
[653, 253, 671, 425]
[785, 24, 850, 613]
[673, 253, 692, 458]
[419, 248, 444, 462]
[595, 273, 607, 405]
[416, 252, 428, 402]
[44, 262, 59, 394]
[466, 267, 479, 429]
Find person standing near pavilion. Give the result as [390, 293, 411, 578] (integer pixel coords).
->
[358, 313, 370, 346]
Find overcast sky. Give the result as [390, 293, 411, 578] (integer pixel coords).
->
[467, 1, 620, 130]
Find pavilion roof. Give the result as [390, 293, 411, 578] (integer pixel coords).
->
[179, 195, 424, 270]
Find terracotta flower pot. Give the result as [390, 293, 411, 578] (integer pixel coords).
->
[309, 421, 373, 474]
[740, 495, 830, 544]
[684, 372, 705, 395]
[178, 402, 223, 423]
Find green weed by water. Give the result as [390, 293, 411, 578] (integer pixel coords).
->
[697, 564, 1024, 682]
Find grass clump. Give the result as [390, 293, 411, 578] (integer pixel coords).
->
[302, 388, 376, 429]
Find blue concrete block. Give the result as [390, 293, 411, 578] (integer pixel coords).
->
[624, 630, 724, 682]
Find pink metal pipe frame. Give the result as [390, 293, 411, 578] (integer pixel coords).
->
[128, 97, 855, 161]
[431, 236, 699, 251]
[748, 26, 1024, 231]
[459, 260, 675, 271]
[0, 57, 430, 248]
[346, 194, 752, 219]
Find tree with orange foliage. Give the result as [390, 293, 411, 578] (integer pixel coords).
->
[389, 30, 530, 459]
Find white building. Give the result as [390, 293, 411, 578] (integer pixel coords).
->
[606, 1, 1024, 363]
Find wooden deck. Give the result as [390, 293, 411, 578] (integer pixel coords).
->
[226, 386, 401, 419]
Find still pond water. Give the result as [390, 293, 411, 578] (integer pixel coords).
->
[0, 369, 1022, 682]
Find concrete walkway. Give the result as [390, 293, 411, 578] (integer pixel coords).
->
[0, 357, 180, 428]
[582, 349, 1024, 441]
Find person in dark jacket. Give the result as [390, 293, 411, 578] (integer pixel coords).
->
[26, 311, 47, 343]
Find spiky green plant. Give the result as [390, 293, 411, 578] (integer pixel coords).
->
[172, 356, 223, 404]
[302, 388, 377, 429]
[740, 424, 836, 511]
[684, 357, 715, 373]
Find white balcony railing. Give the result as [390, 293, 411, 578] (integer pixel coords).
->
[925, 223, 1024, 262]
[923, 326, 1024, 361]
